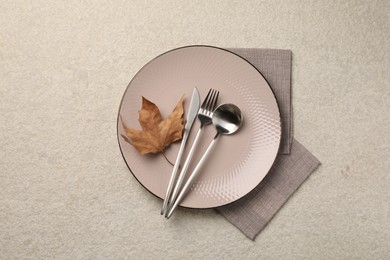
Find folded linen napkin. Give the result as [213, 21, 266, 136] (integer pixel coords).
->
[217, 49, 321, 240]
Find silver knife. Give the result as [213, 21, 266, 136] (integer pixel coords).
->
[161, 87, 200, 215]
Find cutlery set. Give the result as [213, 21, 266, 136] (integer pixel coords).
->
[161, 88, 243, 218]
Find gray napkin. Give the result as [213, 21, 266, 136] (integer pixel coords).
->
[217, 49, 321, 240]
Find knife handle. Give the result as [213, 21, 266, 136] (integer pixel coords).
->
[166, 126, 203, 216]
[161, 128, 190, 215]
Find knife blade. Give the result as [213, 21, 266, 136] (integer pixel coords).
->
[161, 87, 200, 215]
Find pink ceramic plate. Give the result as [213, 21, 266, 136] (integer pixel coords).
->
[117, 46, 281, 208]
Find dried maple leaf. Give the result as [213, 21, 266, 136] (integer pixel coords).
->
[121, 96, 184, 156]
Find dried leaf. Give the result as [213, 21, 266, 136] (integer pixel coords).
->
[121, 96, 184, 155]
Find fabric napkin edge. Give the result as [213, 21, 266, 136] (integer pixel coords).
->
[217, 138, 321, 240]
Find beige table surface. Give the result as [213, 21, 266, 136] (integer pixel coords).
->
[1, 1, 389, 259]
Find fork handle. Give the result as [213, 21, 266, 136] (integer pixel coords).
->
[166, 133, 219, 218]
[166, 126, 203, 216]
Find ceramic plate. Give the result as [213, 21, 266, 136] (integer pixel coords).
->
[117, 46, 281, 208]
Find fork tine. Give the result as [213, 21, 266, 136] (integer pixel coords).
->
[206, 89, 216, 111]
[206, 89, 219, 113]
[211, 90, 219, 111]
[201, 89, 213, 109]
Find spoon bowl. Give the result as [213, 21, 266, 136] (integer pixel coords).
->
[212, 103, 243, 136]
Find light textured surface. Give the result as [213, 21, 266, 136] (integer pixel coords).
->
[1, 0, 389, 259]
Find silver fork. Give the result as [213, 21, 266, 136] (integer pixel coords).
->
[165, 89, 219, 216]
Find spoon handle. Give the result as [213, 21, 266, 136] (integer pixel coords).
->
[166, 127, 203, 216]
[166, 134, 219, 218]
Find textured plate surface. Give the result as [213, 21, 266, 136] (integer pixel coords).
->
[118, 46, 281, 208]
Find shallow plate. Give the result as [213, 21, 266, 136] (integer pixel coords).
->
[117, 46, 281, 208]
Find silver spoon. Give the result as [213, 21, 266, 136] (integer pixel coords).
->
[166, 103, 243, 218]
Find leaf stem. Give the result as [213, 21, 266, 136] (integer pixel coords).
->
[161, 151, 174, 166]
